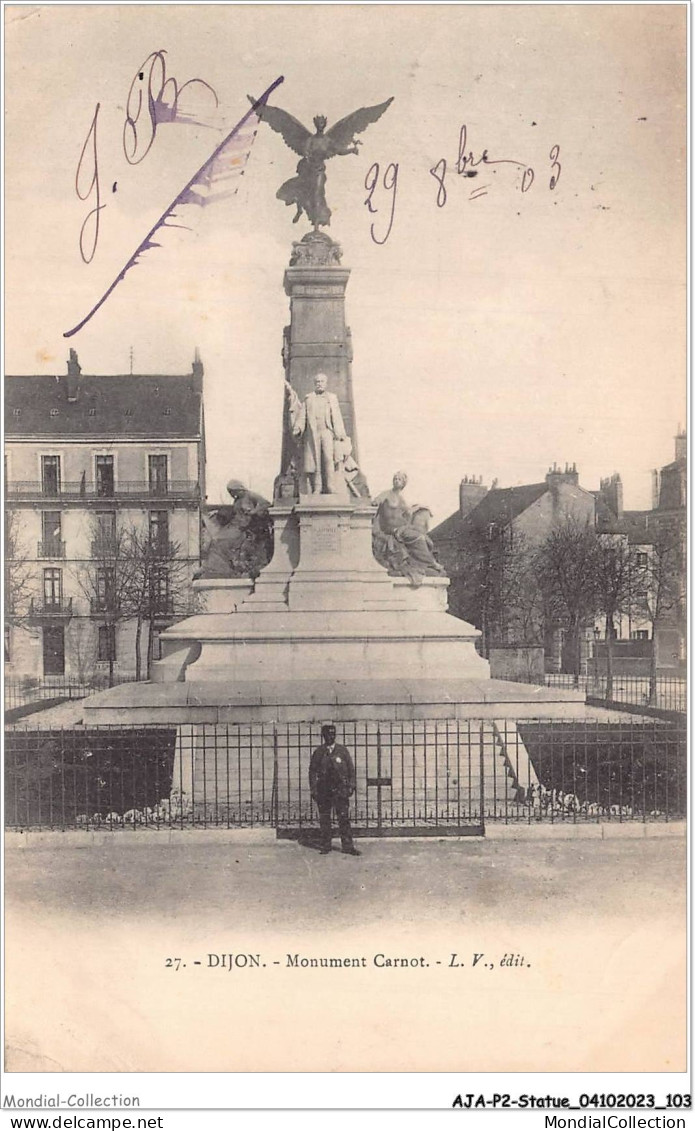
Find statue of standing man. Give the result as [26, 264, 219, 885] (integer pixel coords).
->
[285, 373, 349, 495]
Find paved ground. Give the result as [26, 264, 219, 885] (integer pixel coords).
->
[4, 833, 686, 931]
[5, 833, 687, 1074]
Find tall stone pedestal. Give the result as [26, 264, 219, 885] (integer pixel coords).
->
[280, 230, 362, 482]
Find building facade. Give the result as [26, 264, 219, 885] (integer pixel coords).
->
[645, 430, 686, 668]
[5, 350, 205, 683]
[592, 432, 686, 671]
[431, 436, 686, 677]
[432, 464, 596, 669]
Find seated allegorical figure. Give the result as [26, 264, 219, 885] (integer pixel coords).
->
[196, 479, 272, 580]
[372, 471, 447, 586]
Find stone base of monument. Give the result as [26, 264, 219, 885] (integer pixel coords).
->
[82, 494, 587, 726]
[81, 676, 586, 726]
[141, 493, 490, 689]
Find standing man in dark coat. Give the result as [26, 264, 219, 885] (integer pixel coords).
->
[309, 724, 361, 855]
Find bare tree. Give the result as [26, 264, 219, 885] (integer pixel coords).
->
[492, 528, 544, 648]
[5, 509, 33, 626]
[446, 525, 543, 658]
[72, 519, 137, 687]
[631, 526, 684, 704]
[444, 534, 489, 648]
[593, 535, 639, 700]
[74, 518, 195, 682]
[534, 517, 600, 681]
[121, 526, 193, 679]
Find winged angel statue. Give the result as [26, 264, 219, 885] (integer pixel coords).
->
[251, 97, 394, 228]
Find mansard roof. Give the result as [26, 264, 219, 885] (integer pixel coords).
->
[5, 372, 203, 439]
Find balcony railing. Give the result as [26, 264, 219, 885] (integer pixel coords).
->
[37, 539, 66, 559]
[150, 599, 175, 616]
[90, 597, 174, 616]
[150, 540, 176, 559]
[90, 598, 117, 615]
[90, 539, 118, 559]
[6, 480, 200, 500]
[90, 539, 176, 559]
[28, 597, 73, 619]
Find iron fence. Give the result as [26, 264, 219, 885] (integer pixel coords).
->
[584, 674, 686, 713]
[535, 674, 686, 713]
[4, 674, 137, 713]
[275, 720, 484, 837]
[4, 717, 686, 832]
[490, 717, 686, 823]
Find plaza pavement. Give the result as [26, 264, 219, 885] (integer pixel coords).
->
[4, 832, 686, 1074]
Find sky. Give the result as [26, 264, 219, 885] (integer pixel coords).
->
[4, 3, 687, 524]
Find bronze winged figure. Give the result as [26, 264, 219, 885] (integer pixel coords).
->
[249, 97, 394, 228]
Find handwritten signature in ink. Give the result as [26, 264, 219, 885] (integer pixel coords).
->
[364, 123, 562, 245]
[75, 103, 104, 265]
[65, 76, 284, 338]
[75, 50, 220, 265]
[123, 49, 219, 165]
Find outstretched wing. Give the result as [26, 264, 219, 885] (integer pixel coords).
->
[326, 97, 394, 148]
[248, 97, 312, 156]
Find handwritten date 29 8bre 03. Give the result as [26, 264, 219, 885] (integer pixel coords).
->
[365, 123, 562, 245]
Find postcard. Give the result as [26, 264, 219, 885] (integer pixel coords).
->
[3, 0, 687, 1107]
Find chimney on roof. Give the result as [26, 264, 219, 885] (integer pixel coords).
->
[598, 472, 623, 520]
[192, 347, 204, 380]
[652, 469, 661, 510]
[459, 474, 488, 518]
[65, 349, 81, 402]
[675, 427, 686, 462]
[545, 461, 579, 490]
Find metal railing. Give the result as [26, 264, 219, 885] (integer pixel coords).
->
[90, 539, 118, 558]
[3, 717, 686, 832]
[6, 480, 200, 499]
[37, 540, 66, 559]
[90, 598, 115, 614]
[90, 539, 175, 559]
[500, 673, 687, 714]
[585, 674, 686, 713]
[5, 674, 137, 713]
[89, 598, 174, 616]
[274, 719, 485, 837]
[489, 717, 685, 823]
[27, 597, 73, 618]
